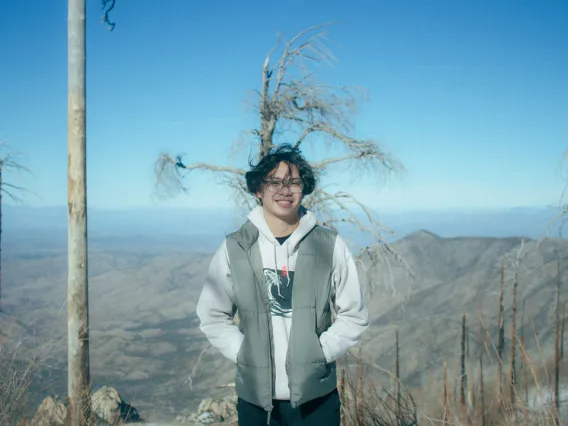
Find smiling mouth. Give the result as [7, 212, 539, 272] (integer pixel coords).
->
[276, 200, 293, 207]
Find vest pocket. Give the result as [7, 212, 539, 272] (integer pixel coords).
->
[235, 362, 271, 409]
[236, 309, 271, 368]
[291, 306, 328, 365]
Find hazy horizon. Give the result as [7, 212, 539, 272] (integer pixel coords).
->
[3, 204, 564, 256]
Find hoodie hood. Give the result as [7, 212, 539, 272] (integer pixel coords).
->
[247, 205, 318, 288]
[247, 205, 318, 253]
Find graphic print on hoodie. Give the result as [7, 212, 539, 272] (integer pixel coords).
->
[265, 268, 294, 317]
[266, 234, 294, 318]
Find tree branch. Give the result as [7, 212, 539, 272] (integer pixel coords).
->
[310, 149, 395, 172]
[304, 188, 414, 299]
[271, 22, 334, 100]
[0, 143, 33, 203]
[177, 161, 245, 177]
[101, 0, 116, 31]
[1, 182, 28, 192]
[185, 343, 211, 391]
[225, 175, 258, 212]
[153, 152, 246, 200]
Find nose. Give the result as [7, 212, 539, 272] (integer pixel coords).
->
[280, 184, 293, 195]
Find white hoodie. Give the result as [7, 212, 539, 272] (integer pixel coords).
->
[196, 206, 369, 400]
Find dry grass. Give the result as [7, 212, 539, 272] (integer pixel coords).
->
[339, 251, 567, 426]
[339, 334, 565, 426]
[0, 336, 36, 424]
[339, 361, 418, 425]
[0, 332, 141, 426]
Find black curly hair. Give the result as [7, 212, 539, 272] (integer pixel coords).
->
[245, 144, 318, 196]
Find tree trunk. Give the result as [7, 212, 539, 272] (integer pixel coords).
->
[561, 299, 566, 360]
[0, 168, 3, 313]
[554, 252, 561, 413]
[259, 58, 275, 158]
[67, 0, 91, 424]
[443, 361, 449, 424]
[479, 325, 485, 426]
[460, 314, 467, 406]
[497, 260, 505, 402]
[357, 346, 364, 426]
[510, 271, 518, 408]
[394, 329, 400, 425]
[338, 368, 345, 424]
[521, 298, 528, 404]
[466, 321, 472, 407]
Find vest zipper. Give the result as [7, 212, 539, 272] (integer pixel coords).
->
[267, 308, 274, 424]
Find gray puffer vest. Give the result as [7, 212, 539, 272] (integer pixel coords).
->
[225, 220, 338, 416]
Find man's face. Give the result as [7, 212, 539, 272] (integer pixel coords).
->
[256, 161, 304, 221]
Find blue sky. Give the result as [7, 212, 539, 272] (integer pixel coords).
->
[1, 0, 567, 212]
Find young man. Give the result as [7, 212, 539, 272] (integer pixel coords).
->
[196, 144, 369, 425]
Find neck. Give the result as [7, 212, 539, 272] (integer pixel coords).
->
[263, 209, 300, 238]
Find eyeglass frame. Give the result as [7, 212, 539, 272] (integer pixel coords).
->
[262, 178, 304, 194]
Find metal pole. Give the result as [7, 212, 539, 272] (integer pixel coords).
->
[68, 0, 91, 424]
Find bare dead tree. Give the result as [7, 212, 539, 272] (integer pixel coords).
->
[509, 266, 518, 408]
[561, 299, 566, 360]
[357, 346, 364, 426]
[0, 144, 31, 312]
[339, 368, 346, 424]
[466, 317, 472, 407]
[460, 313, 467, 407]
[443, 360, 450, 424]
[68, 0, 92, 424]
[394, 330, 401, 423]
[478, 319, 486, 426]
[153, 23, 410, 283]
[554, 248, 561, 413]
[497, 259, 505, 402]
[185, 343, 211, 391]
[521, 298, 528, 404]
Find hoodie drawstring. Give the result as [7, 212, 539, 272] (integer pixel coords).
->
[286, 250, 290, 286]
[273, 242, 278, 278]
[272, 241, 291, 294]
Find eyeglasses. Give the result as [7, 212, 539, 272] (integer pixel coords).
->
[263, 179, 304, 193]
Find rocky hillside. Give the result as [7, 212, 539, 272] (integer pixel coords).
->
[357, 231, 568, 391]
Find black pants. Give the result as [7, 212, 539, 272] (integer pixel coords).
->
[237, 389, 340, 426]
